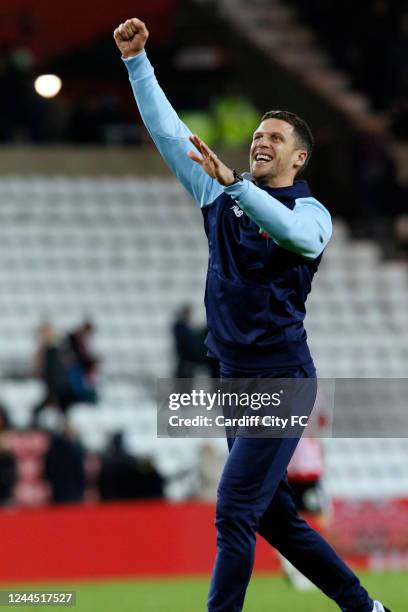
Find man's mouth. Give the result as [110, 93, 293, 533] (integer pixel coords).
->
[253, 153, 273, 164]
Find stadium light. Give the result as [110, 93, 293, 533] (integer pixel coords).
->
[34, 74, 62, 98]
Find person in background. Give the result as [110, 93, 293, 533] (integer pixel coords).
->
[32, 321, 75, 423]
[172, 305, 197, 378]
[173, 306, 219, 379]
[195, 442, 225, 502]
[64, 320, 100, 404]
[42, 414, 86, 504]
[98, 432, 164, 501]
[280, 437, 331, 591]
[0, 405, 17, 506]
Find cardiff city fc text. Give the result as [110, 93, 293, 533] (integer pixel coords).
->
[168, 415, 309, 429]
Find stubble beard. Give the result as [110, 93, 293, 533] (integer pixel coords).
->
[251, 163, 277, 186]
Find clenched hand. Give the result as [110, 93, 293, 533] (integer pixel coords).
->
[113, 18, 149, 59]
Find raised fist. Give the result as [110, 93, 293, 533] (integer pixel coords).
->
[113, 18, 149, 59]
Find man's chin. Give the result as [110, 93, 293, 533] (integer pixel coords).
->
[251, 168, 270, 182]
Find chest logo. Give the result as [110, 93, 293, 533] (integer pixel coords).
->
[230, 205, 244, 218]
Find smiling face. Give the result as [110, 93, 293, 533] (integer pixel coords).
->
[249, 118, 308, 187]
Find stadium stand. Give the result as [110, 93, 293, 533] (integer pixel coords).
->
[0, 176, 207, 379]
[0, 176, 408, 505]
[219, 0, 378, 127]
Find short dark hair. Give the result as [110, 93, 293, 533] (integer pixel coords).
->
[261, 110, 314, 175]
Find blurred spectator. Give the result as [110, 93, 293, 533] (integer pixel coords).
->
[279, 437, 331, 591]
[212, 93, 259, 147]
[173, 305, 219, 379]
[64, 320, 100, 404]
[195, 442, 224, 501]
[0, 405, 17, 506]
[43, 415, 86, 504]
[0, 406, 11, 432]
[32, 321, 75, 423]
[98, 432, 164, 500]
[179, 92, 259, 148]
[173, 305, 198, 378]
[178, 110, 217, 147]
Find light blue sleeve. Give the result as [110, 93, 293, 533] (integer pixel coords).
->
[123, 51, 223, 207]
[224, 180, 332, 259]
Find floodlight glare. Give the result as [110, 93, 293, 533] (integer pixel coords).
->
[34, 74, 62, 98]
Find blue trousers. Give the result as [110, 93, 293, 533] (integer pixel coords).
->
[207, 362, 373, 612]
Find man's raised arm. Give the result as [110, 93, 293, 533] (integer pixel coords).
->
[113, 18, 222, 207]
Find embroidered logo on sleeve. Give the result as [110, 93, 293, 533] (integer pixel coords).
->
[230, 205, 244, 218]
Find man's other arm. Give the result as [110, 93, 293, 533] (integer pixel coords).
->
[225, 179, 332, 259]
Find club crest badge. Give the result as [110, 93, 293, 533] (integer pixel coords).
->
[230, 205, 244, 218]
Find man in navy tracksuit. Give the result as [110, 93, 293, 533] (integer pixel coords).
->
[114, 18, 392, 612]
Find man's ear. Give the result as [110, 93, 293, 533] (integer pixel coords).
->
[293, 149, 307, 171]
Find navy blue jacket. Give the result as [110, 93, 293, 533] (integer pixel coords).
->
[203, 181, 322, 368]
